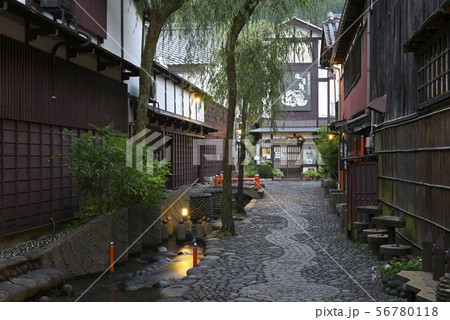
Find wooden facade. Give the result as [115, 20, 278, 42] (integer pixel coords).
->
[0, 33, 128, 238]
[0, 0, 226, 238]
[331, 0, 449, 249]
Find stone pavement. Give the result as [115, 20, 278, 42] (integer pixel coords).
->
[171, 181, 404, 302]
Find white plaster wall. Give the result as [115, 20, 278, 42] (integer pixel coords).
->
[197, 101, 204, 122]
[318, 81, 328, 117]
[102, 0, 122, 57]
[122, 0, 142, 97]
[190, 94, 197, 120]
[175, 85, 183, 116]
[183, 90, 190, 117]
[155, 75, 166, 110]
[166, 80, 175, 113]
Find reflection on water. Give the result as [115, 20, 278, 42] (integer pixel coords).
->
[54, 239, 203, 302]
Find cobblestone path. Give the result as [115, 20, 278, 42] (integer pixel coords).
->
[173, 181, 403, 302]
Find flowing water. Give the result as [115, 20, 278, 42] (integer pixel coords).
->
[52, 239, 203, 302]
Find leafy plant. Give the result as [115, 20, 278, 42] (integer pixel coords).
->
[371, 257, 422, 281]
[258, 163, 273, 178]
[301, 169, 317, 179]
[58, 124, 170, 227]
[272, 167, 284, 178]
[313, 126, 339, 180]
[245, 160, 257, 178]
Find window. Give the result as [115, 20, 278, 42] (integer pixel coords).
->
[343, 35, 361, 97]
[417, 25, 449, 109]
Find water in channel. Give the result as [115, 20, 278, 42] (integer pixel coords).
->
[52, 239, 203, 302]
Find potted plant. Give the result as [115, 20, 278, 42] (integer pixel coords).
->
[272, 168, 284, 180]
[301, 169, 316, 181]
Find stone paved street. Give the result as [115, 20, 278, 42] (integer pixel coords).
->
[172, 181, 404, 302]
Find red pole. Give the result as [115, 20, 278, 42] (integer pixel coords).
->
[255, 176, 260, 188]
[109, 242, 114, 275]
[193, 243, 198, 268]
[361, 135, 365, 157]
[215, 176, 218, 186]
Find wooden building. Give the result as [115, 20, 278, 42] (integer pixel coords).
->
[0, 0, 225, 239]
[251, 18, 337, 178]
[326, 0, 449, 248]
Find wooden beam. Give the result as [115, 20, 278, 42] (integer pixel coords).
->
[121, 72, 137, 81]
[27, 28, 59, 41]
[98, 60, 122, 72]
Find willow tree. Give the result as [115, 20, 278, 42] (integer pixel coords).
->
[135, 0, 191, 134]
[176, 0, 319, 234]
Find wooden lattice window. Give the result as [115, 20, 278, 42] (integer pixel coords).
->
[417, 25, 450, 110]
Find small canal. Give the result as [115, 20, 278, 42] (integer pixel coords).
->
[52, 239, 203, 302]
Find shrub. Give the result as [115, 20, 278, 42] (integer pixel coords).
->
[245, 160, 257, 178]
[58, 124, 170, 227]
[371, 257, 422, 281]
[272, 167, 284, 178]
[314, 126, 339, 180]
[301, 169, 317, 179]
[258, 164, 273, 178]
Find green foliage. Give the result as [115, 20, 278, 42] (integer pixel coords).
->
[272, 167, 284, 178]
[295, 0, 345, 26]
[59, 124, 170, 227]
[244, 160, 258, 178]
[371, 257, 422, 281]
[301, 169, 318, 179]
[314, 126, 339, 180]
[258, 164, 273, 178]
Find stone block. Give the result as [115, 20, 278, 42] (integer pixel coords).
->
[112, 207, 128, 265]
[142, 204, 162, 248]
[8, 277, 40, 299]
[128, 204, 143, 257]
[38, 212, 112, 278]
[330, 192, 347, 214]
[322, 179, 337, 196]
[0, 282, 27, 302]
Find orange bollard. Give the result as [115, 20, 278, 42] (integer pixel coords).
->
[215, 176, 218, 186]
[193, 243, 198, 268]
[361, 135, 365, 157]
[255, 176, 260, 188]
[109, 241, 114, 275]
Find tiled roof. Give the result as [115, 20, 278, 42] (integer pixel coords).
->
[155, 28, 214, 66]
[322, 12, 341, 47]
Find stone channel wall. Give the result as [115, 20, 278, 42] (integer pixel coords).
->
[37, 204, 162, 278]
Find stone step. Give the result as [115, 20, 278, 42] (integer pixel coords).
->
[0, 268, 64, 301]
[0, 254, 36, 281]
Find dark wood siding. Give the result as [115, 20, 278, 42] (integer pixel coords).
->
[74, 0, 107, 39]
[0, 34, 127, 131]
[375, 107, 450, 248]
[371, 0, 446, 120]
[0, 119, 89, 237]
[0, 34, 127, 237]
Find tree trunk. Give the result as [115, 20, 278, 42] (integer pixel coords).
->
[220, 0, 259, 235]
[236, 103, 247, 214]
[135, 0, 189, 134]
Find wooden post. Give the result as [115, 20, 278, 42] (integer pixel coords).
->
[422, 229, 433, 272]
[432, 235, 445, 281]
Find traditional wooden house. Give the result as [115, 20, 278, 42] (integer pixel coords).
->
[326, 0, 449, 248]
[250, 17, 337, 178]
[0, 0, 225, 239]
